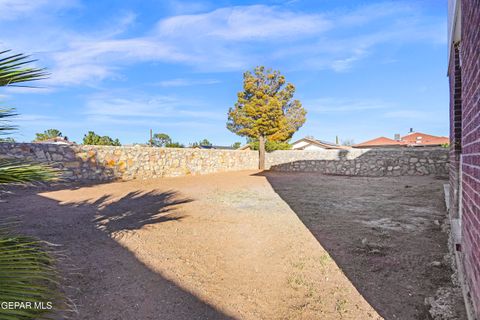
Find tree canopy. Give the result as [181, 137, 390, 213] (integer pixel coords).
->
[190, 139, 212, 148]
[248, 139, 291, 152]
[150, 133, 184, 148]
[151, 133, 172, 147]
[83, 131, 121, 146]
[165, 141, 184, 148]
[227, 66, 306, 168]
[35, 129, 63, 141]
[232, 142, 242, 149]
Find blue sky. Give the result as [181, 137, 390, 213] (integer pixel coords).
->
[1, 0, 448, 146]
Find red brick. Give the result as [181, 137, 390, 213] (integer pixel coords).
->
[449, 1, 480, 317]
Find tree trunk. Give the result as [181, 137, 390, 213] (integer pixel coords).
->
[258, 135, 266, 170]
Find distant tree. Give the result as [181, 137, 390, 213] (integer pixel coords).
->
[227, 66, 306, 169]
[151, 133, 172, 147]
[341, 139, 355, 146]
[83, 131, 121, 146]
[148, 132, 184, 148]
[190, 138, 212, 148]
[232, 142, 241, 149]
[199, 139, 212, 146]
[35, 129, 63, 141]
[165, 141, 184, 148]
[248, 140, 291, 152]
[0, 137, 15, 143]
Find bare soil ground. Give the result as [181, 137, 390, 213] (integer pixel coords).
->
[1, 171, 465, 319]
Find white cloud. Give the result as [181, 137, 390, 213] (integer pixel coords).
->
[383, 110, 435, 120]
[0, 2, 447, 85]
[331, 49, 368, 72]
[46, 37, 195, 85]
[14, 114, 58, 122]
[157, 5, 331, 41]
[336, 2, 414, 26]
[84, 93, 225, 121]
[156, 78, 220, 87]
[166, 0, 212, 15]
[4, 86, 56, 94]
[0, 0, 78, 21]
[307, 98, 389, 113]
[84, 115, 218, 130]
[85, 96, 179, 117]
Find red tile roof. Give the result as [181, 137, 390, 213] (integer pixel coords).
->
[354, 132, 449, 148]
[354, 137, 405, 148]
[401, 132, 450, 145]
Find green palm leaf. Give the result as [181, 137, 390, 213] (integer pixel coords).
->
[0, 50, 48, 87]
[0, 50, 68, 319]
[0, 108, 17, 134]
[0, 159, 57, 184]
[0, 231, 61, 320]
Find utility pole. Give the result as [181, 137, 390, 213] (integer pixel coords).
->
[336, 135, 339, 145]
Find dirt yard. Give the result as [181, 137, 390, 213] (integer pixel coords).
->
[1, 171, 465, 319]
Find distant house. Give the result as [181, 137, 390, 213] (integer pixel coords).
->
[291, 137, 346, 150]
[401, 132, 450, 146]
[193, 145, 235, 150]
[354, 132, 449, 148]
[34, 136, 75, 146]
[354, 137, 404, 148]
[238, 144, 252, 151]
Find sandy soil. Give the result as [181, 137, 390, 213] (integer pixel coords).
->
[0, 171, 464, 319]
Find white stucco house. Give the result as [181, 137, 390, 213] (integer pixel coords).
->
[291, 137, 346, 150]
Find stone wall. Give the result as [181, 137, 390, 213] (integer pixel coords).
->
[267, 148, 449, 176]
[0, 143, 258, 181]
[0, 143, 449, 181]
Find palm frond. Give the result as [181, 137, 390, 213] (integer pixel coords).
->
[0, 51, 48, 87]
[0, 108, 17, 134]
[0, 229, 61, 320]
[0, 159, 58, 184]
[0, 50, 68, 319]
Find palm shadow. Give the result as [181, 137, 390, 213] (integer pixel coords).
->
[1, 186, 233, 320]
[74, 190, 191, 233]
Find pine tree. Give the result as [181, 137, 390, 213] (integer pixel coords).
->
[227, 66, 306, 169]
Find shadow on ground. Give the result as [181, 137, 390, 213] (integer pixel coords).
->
[75, 190, 191, 233]
[258, 171, 457, 320]
[1, 185, 233, 320]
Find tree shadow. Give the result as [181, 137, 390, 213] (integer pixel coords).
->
[73, 190, 191, 233]
[257, 171, 455, 320]
[1, 186, 234, 320]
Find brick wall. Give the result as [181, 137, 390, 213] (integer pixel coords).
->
[449, 45, 462, 220]
[459, 0, 480, 317]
